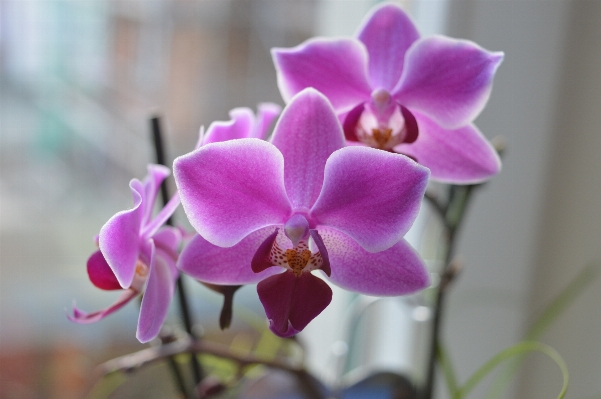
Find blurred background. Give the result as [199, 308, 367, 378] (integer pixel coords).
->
[1, 0, 600, 398]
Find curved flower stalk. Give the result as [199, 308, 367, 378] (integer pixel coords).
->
[174, 89, 430, 337]
[272, 2, 503, 184]
[69, 165, 181, 343]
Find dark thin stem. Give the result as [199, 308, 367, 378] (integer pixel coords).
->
[167, 356, 191, 399]
[424, 189, 447, 219]
[151, 116, 204, 386]
[421, 184, 476, 399]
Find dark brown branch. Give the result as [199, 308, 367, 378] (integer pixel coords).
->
[97, 337, 302, 376]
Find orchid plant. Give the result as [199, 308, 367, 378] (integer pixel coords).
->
[70, 3, 572, 399]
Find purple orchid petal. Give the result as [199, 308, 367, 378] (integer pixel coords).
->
[137, 243, 177, 343]
[394, 35, 504, 129]
[287, 272, 332, 333]
[257, 270, 332, 337]
[309, 230, 330, 276]
[174, 138, 292, 247]
[342, 103, 364, 142]
[395, 112, 501, 184]
[255, 103, 282, 140]
[356, 3, 420, 91]
[203, 108, 255, 145]
[141, 192, 181, 239]
[271, 89, 346, 210]
[400, 105, 419, 143]
[99, 179, 145, 288]
[68, 289, 138, 324]
[87, 250, 122, 291]
[310, 146, 429, 253]
[142, 164, 171, 225]
[319, 227, 429, 295]
[153, 227, 182, 254]
[310, 146, 429, 252]
[251, 228, 280, 274]
[272, 38, 372, 112]
[179, 228, 280, 285]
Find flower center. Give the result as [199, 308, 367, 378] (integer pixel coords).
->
[269, 238, 324, 275]
[285, 248, 312, 277]
[135, 260, 149, 277]
[131, 260, 149, 291]
[355, 89, 408, 150]
[252, 225, 331, 277]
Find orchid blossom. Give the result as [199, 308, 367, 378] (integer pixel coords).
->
[69, 165, 181, 343]
[174, 89, 430, 337]
[272, 3, 503, 184]
[197, 103, 281, 147]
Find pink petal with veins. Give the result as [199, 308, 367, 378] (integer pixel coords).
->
[319, 227, 429, 296]
[179, 228, 281, 285]
[272, 38, 372, 112]
[271, 89, 346, 210]
[394, 35, 504, 129]
[396, 112, 501, 184]
[174, 139, 292, 247]
[310, 146, 429, 252]
[357, 3, 420, 91]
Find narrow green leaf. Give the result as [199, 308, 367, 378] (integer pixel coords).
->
[526, 263, 600, 341]
[485, 262, 600, 399]
[437, 342, 459, 397]
[455, 341, 568, 399]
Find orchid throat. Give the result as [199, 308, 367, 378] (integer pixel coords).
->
[345, 89, 419, 151]
[252, 214, 331, 277]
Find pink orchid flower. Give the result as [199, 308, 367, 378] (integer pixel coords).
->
[69, 165, 181, 343]
[197, 103, 281, 147]
[174, 89, 430, 337]
[272, 3, 504, 184]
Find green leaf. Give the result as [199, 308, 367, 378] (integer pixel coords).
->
[455, 341, 568, 399]
[526, 263, 600, 341]
[437, 342, 459, 397]
[485, 262, 600, 399]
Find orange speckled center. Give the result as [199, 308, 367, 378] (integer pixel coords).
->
[285, 248, 312, 277]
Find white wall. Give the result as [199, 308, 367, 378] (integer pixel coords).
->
[520, 1, 601, 397]
[442, 1, 573, 398]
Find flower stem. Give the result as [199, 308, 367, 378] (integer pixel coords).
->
[421, 184, 476, 399]
[151, 116, 204, 387]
